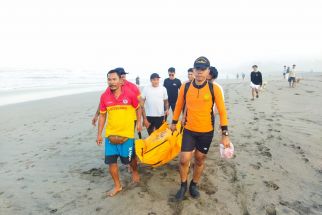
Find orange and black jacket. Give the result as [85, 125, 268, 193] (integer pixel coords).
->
[172, 80, 228, 132]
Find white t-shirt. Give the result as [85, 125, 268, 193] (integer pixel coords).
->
[142, 85, 168, 117]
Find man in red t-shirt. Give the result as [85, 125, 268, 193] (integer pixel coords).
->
[92, 67, 141, 126]
[96, 69, 142, 197]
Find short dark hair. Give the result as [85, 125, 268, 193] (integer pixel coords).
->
[252, 65, 258, 68]
[168, 67, 175, 73]
[209, 66, 218, 80]
[188, 68, 193, 73]
[107, 70, 121, 78]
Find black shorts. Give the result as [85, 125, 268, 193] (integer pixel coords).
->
[147, 116, 164, 135]
[181, 129, 214, 154]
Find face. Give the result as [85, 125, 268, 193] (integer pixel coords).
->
[253, 66, 258, 71]
[107, 73, 121, 91]
[150, 78, 160, 87]
[194, 67, 210, 82]
[168, 72, 175, 80]
[188, 72, 194, 81]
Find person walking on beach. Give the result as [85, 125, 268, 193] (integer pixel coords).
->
[187, 68, 194, 82]
[92, 67, 141, 126]
[141, 73, 169, 135]
[242, 72, 245, 80]
[283, 65, 287, 79]
[96, 69, 142, 197]
[163, 67, 182, 113]
[236, 73, 239, 80]
[170, 57, 230, 200]
[288, 64, 296, 88]
[250, 65, 262, 100]
[135, 76, 140, 86]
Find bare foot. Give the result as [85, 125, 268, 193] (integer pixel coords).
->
[132, 170, 140, 183]
[107, 186, 122, 197]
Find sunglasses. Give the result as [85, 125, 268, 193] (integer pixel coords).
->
[169, 74, 174, 77]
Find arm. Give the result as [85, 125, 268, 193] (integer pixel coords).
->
[164, 99, 169, 116]
[213, 84, 230, 148]
[91, 103, 100, 126]
[170, 84, 185, 131]
[259, 73, 263, 86]
[136, 106, 142, 132]
[140, 98, 150, 128]
[97, 113, 106, 145]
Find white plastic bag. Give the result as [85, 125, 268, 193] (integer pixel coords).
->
[219, 142, 234, 159]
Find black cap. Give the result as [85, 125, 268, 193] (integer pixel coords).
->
[194, 56, 210, 69]
[168, 67, 175, 73]
[188, 68, 193, 73]
[209, 66, 218, 79]
[114, 67, 128, 75]
[150, 73, 161, 80]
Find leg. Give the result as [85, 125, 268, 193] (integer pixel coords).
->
[108, 163, 123, 197]
[179, 152, 194, 183]
[146, 116, 155, 135]
[192, 150, 207, 183]
[130, 157, 140, 183]
[255, 88, 259, 98]
[251, 88, 255, 100]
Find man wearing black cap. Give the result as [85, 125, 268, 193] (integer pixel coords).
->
[163, 67, 182, 114]
[141, 73, 169, 135]
[170, 57, 230, 200]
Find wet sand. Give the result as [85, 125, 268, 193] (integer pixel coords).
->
[1, 73, 322, 214]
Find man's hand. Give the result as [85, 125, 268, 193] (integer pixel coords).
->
[92, 113, 99, 126]
[222, 135, 230, 148]
[137, 122, 142, 132]
[96, 135, 103, 146]
[165, 109, 169, 116]
[170, 123, 177, 132]
[143, 119, 151, 128]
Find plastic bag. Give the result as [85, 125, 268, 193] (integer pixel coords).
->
[219, 142, 234, 159]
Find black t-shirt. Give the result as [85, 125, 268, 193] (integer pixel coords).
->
[250, 71, 262, 85]
[163, 78, 182, 103]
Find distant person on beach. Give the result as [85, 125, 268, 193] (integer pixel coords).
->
[96, 69, 142, 197]
[135, 76, 140, 86]
[242, 73, 245, 80]
[170, 57, 230, 201]
[163, 67, 182, 113]
[92, 68, 141, 126]
[283, 65, 287, 79]
[141, 73, 169, 135]
[250, 65, 262, 100]
[187, 68, 194, 82]
[288, 64, 296, 87]
[236, 73, 239, 79]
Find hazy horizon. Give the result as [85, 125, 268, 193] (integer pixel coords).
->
[1, 0, 322, 78]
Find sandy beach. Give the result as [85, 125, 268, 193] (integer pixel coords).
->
[1, 73, 322, 215]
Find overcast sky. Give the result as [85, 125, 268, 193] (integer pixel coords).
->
[0, 0, 321, 77]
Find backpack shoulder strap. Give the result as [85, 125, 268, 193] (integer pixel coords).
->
[208, 81, 215, 106]
[184, 81, 191, 102]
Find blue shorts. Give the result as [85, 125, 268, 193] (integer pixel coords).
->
[105, 138, 135, 165]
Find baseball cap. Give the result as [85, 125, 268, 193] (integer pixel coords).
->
[114, 67, 128, 75]
[194, 56, 210, 70]
[168, 67, 175, 73]
[150, 73, 161, 80]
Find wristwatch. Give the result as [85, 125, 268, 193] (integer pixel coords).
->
[222, 130, 229, 136]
